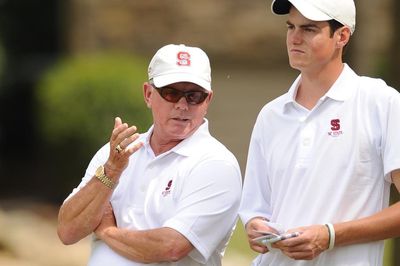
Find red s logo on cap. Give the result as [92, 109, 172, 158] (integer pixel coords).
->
[177, 51, 191, 66]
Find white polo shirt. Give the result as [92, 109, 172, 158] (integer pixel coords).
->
[68, 120, 242, 266]
[239, 64, 400, 266]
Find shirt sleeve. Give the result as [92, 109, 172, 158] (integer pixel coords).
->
[64, 142, 110, 201]
[163, 160, 242, 263]
[239, 112, 273, 226]
[381, 87, 400, 180]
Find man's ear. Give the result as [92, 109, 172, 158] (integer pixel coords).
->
[205, 91, 214, 103]
[143, 82, 153, 108]
[336, 27, 351, 49]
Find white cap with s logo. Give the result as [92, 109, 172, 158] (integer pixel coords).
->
[148, 44, 212, 91]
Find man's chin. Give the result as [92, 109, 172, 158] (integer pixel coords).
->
[289, 61, 304, 71]
[168, 127, 196, 140]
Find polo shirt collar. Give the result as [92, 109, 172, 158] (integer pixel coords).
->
[284, 75, 301, 107]
[171, 119, 210, 157]
[143, 119, 210, 158]
[325, 64, 357, 101]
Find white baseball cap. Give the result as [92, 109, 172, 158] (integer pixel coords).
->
[271, 0, 356, 34]
[148, 44, 212, 91]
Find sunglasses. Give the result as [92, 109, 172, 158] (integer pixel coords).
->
[153, 85, 209, 105]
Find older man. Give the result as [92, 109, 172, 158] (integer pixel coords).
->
[57, 44, 242, 266]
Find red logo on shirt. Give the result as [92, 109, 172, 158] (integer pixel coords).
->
[330, 119, 340, 131]
[328, 119, 343, 137]
[177, 52, 191, 66]
[162, 179, 173, 197]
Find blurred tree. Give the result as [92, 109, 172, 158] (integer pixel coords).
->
[36, 53, 152, 200]
[37, 53, 151, 151]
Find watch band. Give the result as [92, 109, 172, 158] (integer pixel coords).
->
[95, 165, 117, 189]
[96, 173, 116, 189]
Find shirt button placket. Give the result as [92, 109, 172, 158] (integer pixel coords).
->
[298, 116, 314, 167]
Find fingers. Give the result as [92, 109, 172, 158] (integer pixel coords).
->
[273, 237, 309, 260]
[111, 117, 141, 150]
[282, 250, 314, 260]
[245, 217, 276, 254]
[119, 132, 140, 150]
[250, 242, 269, 254]
[115, 117, 122, 126]
[105, 118, 143, 178]
[126, 141, 144, 155]
[111, 122, 129, 142]
[114, 117, 122, 129]
[273, 225, 327, 260]
[247, 222, 327, 260]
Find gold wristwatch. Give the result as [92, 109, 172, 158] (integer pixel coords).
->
[95, 165, 117, 189]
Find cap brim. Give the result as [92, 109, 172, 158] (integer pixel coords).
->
[272, 0, 332, 21]
[271, 0, 291, 15]
[152, 74, 211, 91]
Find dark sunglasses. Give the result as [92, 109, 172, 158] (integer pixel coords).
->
[153, 85, 209, 105]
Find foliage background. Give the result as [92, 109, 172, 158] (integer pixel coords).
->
[37, 53, 150, 152]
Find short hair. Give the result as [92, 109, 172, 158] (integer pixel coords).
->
[327, 19, 349, 54]
[327, 19, 344, 37]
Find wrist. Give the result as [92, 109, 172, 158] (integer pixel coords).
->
[95, 165, 118, 189]
[96, 225, 115, 241]
[103, 162, 123, 181]
[325, 223, 335, 250]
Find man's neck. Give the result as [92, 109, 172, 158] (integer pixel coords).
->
[150, 134, 182, 156]
[295, 62, 345, 110]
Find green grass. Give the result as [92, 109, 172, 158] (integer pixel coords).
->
[384, 239, 393, 266]
[223, 221, 257, 263]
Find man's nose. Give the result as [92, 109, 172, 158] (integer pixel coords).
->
[174, 96, 189, 110]
[289, 29, 302, 44]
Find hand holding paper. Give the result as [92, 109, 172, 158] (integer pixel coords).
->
[253, 231, 300, 245]
[253, 221, 300, 246]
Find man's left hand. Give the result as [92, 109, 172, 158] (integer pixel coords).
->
[273, 224, 329, 260]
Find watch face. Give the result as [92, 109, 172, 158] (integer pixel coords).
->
[95, 165, 104, 177]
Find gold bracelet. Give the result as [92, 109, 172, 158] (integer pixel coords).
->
[95, 165, 117, 189]
[96, 173, 116, 189]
